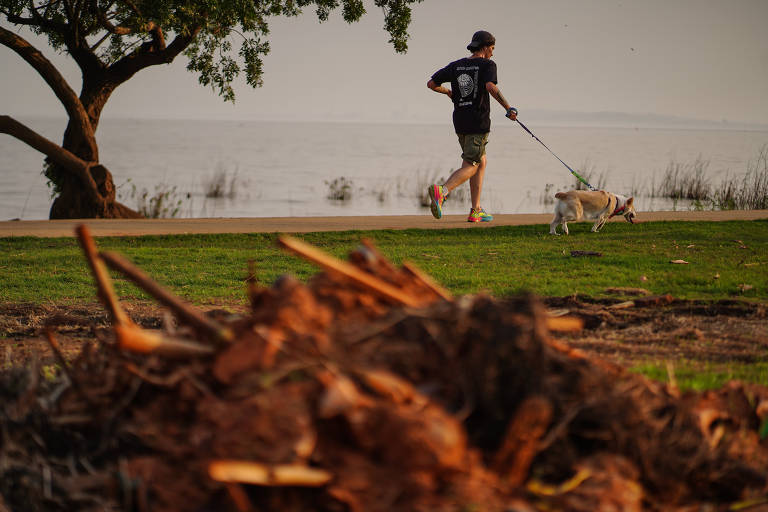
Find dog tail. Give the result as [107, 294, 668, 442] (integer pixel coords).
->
[554, 192, 567, 199]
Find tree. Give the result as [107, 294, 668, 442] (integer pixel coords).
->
[0, 0, 422, 219]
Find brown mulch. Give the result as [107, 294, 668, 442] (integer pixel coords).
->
[1, 231, 767, 511]
[3, 297, 766, 370]
[544, 296, 768, 366]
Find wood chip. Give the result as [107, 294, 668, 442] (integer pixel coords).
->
[209, 460, 332, 487]
[494, 395, 553, 486]
[545, 316, 584, 332]
[607, 301, 635, 310]
[670, 260, 689, 264]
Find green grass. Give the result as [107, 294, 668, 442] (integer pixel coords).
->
[1, 219, 767, 390]
[1, 220, 766, 303]
[631, 361, 768, 391]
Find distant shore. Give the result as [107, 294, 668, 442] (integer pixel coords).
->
[1, 210, 766, 238]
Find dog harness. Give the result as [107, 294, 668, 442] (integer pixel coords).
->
[609, 202, 626, 218]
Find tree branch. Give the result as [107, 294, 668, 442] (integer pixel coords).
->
[1, 3, 66, 31]
[90, 31, 111, 51]
[90, 0, 134, 35]
[42, 0, 62, 19]
[0, 115, 103, 205]
[61, 0, 74, 23]
[73, 0, 86, 40]
[73, 0, 84, 22]
[149, 24, 165, 50]
[108, 26, 201, 81]
[0, 25, 94, 136]
[122, 0, 143, 17]
[0, 9, 37, 25]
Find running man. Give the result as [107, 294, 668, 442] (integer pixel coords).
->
[427, 30, 517, 222]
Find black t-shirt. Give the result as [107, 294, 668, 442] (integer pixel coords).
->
[431, 57, 498, 134]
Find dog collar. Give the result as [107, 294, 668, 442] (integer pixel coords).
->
[610, 204, 626, 218]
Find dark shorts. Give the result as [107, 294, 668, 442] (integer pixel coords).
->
[457, 133, 490, 165]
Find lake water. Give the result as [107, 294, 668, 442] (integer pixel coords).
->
[1, 118, 767, 220]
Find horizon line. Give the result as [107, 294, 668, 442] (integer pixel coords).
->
[8, 112, 768, 132]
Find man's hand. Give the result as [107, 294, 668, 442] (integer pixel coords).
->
[506, 107, 518, 121]
[428, 79, 452, 99]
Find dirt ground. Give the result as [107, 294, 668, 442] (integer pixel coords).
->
[545, 296, 768, 367]
[3, 296, 766, 370]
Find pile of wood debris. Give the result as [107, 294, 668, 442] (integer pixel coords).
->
[1, 225, 766, 512]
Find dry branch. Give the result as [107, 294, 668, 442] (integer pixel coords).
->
[277, 235, 423, 307]
[401, 261, 453, 301]
[100, 250, 234, 344]
[114, 325, 215, 358]
[75, 224, 131, 327]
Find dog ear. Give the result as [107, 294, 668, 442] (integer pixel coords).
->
[627, 197, 634, 206]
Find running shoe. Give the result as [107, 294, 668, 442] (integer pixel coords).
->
[468, 207, 493, 223]
[428, 184, 446, 219]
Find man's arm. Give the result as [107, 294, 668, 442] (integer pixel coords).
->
[486, 82, 516, 120]
[427, 79, 452, 99]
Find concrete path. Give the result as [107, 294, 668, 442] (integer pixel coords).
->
[1, 210, 766, 238]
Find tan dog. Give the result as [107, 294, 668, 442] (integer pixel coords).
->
[550, 190, 636, 235]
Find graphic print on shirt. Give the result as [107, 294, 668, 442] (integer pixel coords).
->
[455, 65, 479, 107]
[457, 74, 474, 98]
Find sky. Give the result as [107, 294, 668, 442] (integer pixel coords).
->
[1, 0, 767, 125]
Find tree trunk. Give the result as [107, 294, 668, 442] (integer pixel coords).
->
[48, 82, 140, 219]
[48, 162, 142, 219]
[1, 115, 140, 219]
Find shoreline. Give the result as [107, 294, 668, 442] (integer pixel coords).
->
[1, 210, 766, 238]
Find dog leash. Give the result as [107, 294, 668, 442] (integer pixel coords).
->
[514, 118, 597, 191]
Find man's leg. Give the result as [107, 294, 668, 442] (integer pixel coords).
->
[468, 154, 487, 210]
[428, 160, 477, 219]
[444, 159, 479, 194]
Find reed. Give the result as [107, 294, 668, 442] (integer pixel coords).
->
[203, 164, 240, 199]
[118, 179, 183, 218]
[712, 145, 768, 210]
[652, 156, 710, 200]
[325, 176, 354, 201]
[650, 146, 768, 210]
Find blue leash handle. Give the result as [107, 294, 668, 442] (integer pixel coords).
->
[515, 118, 597, 191]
